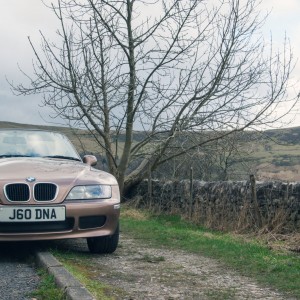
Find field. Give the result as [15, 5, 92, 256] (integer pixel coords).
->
[236, 128, 300, 181]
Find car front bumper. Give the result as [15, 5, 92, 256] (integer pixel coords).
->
[0, 199, 120, 241]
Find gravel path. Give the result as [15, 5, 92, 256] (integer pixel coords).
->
[53, 233, 295, 300]
[0, 242, 40, 300]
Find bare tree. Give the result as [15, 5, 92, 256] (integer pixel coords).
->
[12, 0, 298, 197]
[207, 133, 246, 181]
[155, 132, 254, 182]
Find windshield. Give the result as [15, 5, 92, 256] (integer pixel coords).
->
[0, 130, 81, 161]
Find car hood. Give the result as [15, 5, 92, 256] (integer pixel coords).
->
[0, 157, 118, 186]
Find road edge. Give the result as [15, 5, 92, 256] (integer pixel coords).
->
[35, 251, 95, 300]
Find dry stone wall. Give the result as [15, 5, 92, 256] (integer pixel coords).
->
[130, 180, 300, 232]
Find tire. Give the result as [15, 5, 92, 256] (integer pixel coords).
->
[87, 224, 119, 254]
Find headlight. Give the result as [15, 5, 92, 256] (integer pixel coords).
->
[66, 185, 112, 200]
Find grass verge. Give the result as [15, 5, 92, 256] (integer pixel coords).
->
[121, 207, 300, 298]
[51, 250, 123, 300]
[30, 269, 65, 300]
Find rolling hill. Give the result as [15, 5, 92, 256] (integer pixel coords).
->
[1, 121, 300, 182]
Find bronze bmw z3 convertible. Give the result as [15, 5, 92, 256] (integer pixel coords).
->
[0, 129, 120, 253]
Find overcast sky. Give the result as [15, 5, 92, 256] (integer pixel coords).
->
[0, 0, 300, 127]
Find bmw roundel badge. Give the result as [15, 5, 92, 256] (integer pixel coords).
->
[26, 177, 36, 183]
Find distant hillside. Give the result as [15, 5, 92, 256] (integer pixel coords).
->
[2, 121, 300, 181]
[265, 126, 300, 145]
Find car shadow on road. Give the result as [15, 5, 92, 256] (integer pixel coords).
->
[0, 238, 90, 261]
[0, 241, 43, 261]
[48, 238, 90, 254]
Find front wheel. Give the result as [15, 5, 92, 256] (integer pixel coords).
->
[87, 224, 119, 254]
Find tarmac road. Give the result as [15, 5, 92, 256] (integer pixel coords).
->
[0, 242, 40, 300]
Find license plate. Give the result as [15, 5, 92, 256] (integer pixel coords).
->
[0, 206, 65, 222]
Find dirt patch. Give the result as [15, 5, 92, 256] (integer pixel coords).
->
[257, 232, 300, 254]
[53, 233, 294, 300]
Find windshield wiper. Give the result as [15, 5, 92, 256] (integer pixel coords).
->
[43, 155, 81, 162]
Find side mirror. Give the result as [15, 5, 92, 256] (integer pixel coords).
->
[83, 155, 97, 166]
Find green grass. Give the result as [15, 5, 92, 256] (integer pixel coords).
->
[51, 250, 123, 300]
[30, 269, 65, 300]
[121, 208, 300, 298]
